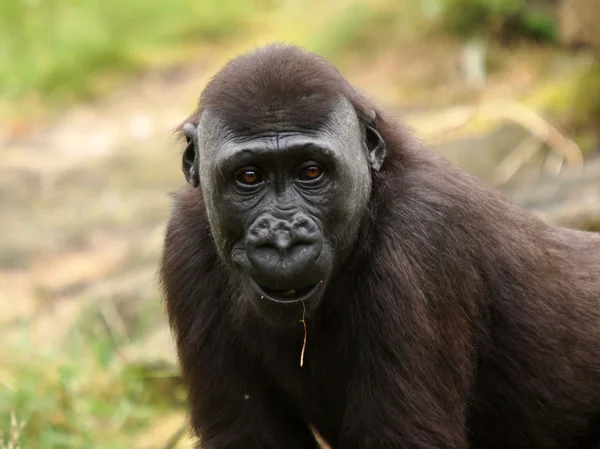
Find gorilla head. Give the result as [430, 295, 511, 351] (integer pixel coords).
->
[180, 49, 385, 323]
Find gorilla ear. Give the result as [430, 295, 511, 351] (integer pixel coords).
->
[365, 124, 386, 172]
[182, 123, 200, 188]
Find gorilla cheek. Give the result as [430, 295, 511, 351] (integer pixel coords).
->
[204, 201, 246, 265]
[330, 171, 371, 255]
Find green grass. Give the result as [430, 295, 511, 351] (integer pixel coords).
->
[0, 0, 267, 106]
[0, 0, 437, 112]
[0, 0, 562, 113]
[0, 0, 434, 111]
[436, 0, 557, 42]
[0, 304, 184, 449]
[307, 1, 425, 62]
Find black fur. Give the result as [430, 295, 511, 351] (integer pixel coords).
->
[161, 44, 600, 448]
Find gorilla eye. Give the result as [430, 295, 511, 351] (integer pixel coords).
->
[236, 169, 263, 186]
[297, 164, 324, 182]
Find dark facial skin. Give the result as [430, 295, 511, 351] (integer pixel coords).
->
[184, 98, 385, 323]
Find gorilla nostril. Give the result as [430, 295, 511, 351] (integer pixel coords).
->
[258, 219, 271, 230]
[292, 214, 318, 234]
[294, 217, 307, 226]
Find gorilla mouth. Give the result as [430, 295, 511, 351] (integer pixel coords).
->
[244, 277, 327, 323]
[260, 284, 317, 301]
[248, 278, 321, 303]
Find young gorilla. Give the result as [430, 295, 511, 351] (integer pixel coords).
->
[160, 44, 600, 448]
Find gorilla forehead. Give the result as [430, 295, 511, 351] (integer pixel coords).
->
[196, 95, 366, 164]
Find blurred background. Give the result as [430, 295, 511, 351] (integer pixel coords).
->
[1, 0, 599, 447]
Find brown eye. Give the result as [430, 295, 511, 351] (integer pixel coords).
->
[236, 169, 263, 186]
[298, 165, 323, 181]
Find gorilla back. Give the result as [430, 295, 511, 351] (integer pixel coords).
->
[160, 44, 600, 449]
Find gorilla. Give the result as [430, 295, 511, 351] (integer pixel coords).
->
[160, 44, 600, 448]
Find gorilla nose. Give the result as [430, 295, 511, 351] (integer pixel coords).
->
[246, 213, 322, 280]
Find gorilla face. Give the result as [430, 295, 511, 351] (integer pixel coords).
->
[183, 97, 385, 323]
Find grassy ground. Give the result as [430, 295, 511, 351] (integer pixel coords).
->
[0, 0, 265, 110]
[0, 0, 431, 120]
[2, 313, 183, 449]
[0, 127, 188, 447]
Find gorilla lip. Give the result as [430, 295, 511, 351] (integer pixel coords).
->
[262, 284, 315, 300]
[249, 278, 321, 303]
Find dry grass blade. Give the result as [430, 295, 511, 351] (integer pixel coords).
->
[300, 301, 307, 367]
[0, 412, 25, 449]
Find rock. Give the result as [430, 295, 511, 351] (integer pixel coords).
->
[504, 157, 600, 230]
